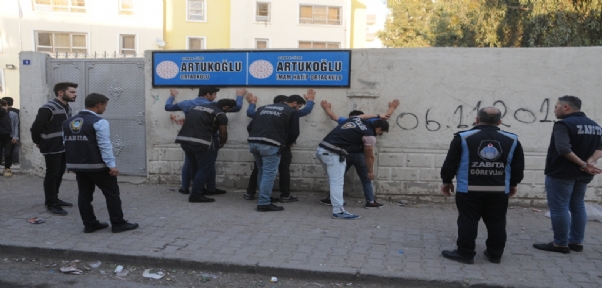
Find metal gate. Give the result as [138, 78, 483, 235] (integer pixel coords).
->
[46, 58, 146, 176]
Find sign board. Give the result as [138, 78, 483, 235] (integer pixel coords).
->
[23, 60, 31, 65]
[152, 50, 351, 87]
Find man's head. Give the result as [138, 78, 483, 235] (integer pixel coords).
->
[348, 110, 364, 117]
[273, 95, 288, 104]
[372, 119, 390, 136]
[198, 86, 220, 102]
[284, 95, 307, 110]
[554, 95, 582, 119]
[217, 99, 237, 112]
[476, 107, 502, 126]
[53, 82, 78, 103]
[0, 99, 7, 111]
[84, 93, 109, 114]
[1, 97, 14, 107]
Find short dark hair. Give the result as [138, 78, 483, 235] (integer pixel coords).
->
[349, 110, 364, 117]
[477, 107, 502, 124]
[217, 98, 237, 109]
[198, 86, 220, 97]
[85, 93, 109, 108]
[273, 95, 288, 104]
[53, 82, 78, 96]
[285, 95, 306, 105]
[1, 97, 14, 106]
[558, 95, 581, 110]
[372, 119, 389, 132]
[0, 100, 7, 107]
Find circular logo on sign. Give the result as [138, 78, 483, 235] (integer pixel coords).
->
[156, 61, 179, 79]
[249, 60, 273, 79]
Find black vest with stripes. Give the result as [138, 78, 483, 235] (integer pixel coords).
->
[247, 103, 295, 147]
[39, 99, 72, 155]
[175, 102, 225, 150]
[63, 111, 108, 172]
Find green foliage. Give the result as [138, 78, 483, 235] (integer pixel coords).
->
[378, 0, 602, 47]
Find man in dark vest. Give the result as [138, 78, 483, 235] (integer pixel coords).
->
[440, 107, 525, 264]
[63, 93, 138, 233]
[533, 96, 602, 253]
[175, 98, 237, 203]
[2, 97, 19, 166]
[316, 115, 389, 220]
[0, 99, 18, 177]
[31, 82, 78, 216]
[247, 95, 305, 212]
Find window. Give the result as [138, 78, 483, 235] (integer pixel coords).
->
[299, 5, 341, 25]
[119, 0, 134, 15]
[187, 37, 205, 50]
[255, 39, 269, 49]
[35, 31, 87, 53]
[256, 2, 270, 22]
[33, 0, 86, 13]
[120, 34, 136, 55]
[299, 41, 340, 49]
[187, 0, 205, 21]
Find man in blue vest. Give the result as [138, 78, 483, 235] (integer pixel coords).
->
[63, 93, 138, 233]
[31, 82, 78, 216]
[175, 99, 237, 203]
[440, 107, 525, 264]
[533, 96, 602, 253]
[165, 86, 244, 195]
[317, 115, 389, 220]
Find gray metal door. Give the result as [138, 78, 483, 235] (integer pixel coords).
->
[47, 58, 146, 176]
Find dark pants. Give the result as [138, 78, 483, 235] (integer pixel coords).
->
[455, 192, 509, 258]
[43, 152, 66, 207]
[181, 137, 219, 191]
[0, 134, 13, 169]
[246, 146, 292, 197]
[76, 171, 125, 227]
[181, 142, 216, 198]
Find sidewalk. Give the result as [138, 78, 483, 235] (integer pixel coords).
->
[1, 173, 601, 288]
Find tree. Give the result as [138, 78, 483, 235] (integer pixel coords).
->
[377, 0, 436, 47]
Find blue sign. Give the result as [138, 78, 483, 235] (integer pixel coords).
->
[23, 60, 31, 65]
[152, 50, 351, 87]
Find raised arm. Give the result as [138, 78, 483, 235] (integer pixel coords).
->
[245, 93, 258, 118]
[227, 88, 247, 113]
[320, 100, 339, 122]
[298, 89, 316, 117]
[164, 89, 182, 111]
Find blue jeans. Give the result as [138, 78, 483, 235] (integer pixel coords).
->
[545, 175, 591, 246]
[181, 137, 218, 191]
[249, 143, 281, 205]
[345, 153, 374, 202]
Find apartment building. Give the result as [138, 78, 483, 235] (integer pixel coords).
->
[0, 0, 163, 107]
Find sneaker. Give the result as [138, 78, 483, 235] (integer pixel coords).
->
[178, 188, 190, 194]
[47, 205, 68, 216]
[243, 193, 255, 200]
[257, 204, 284, 212]
[331, 211, 361, 220]
[57, 199, 73, 207]
[83, 222, 109, 233]
[204, 188, 227, 195]
[112, 221, 139, 233]
[320, 198, 347, 206]
[3, 169, 12, 177]
[189, 195, 215, 203]
[364, 201, 384, 209]
[280, 195, 299, 202]
[533, 242, 570, 254]
[568, 243, 583, 252]
[483, 250, 501, 264]
[442, 250, 474, 264]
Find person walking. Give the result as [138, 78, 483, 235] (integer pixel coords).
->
[440, 107, 525, 264]
[0, 99, 18, 177]
[247, 95, 306, 212]
[63, 93, 138, 233]
[30, 82, 78, 216]
[1, 97, 19, 166]
[533, 95, 602, 253]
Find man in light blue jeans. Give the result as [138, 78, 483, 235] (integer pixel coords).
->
[533, 95, 602, 254]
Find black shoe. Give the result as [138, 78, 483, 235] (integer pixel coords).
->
[483, 250, 501, 264]
[280, 195, 298, 202]
[319, 198, 346, 206]
[568, 243, 583, 252]
[47, 205, 68, 216]
[533, 242, 570, 254]
[204, 188, 227, 195]
[270, 197, 280, 203]
[364, 201, 384, 208]
[112, 221, 139, 233]
[84, 222, 109, 234]
[441, 250, 474, 264]
[178, 188, 190, 194]
[257, 204, 284, 212]
[189, 195, 215, 203]
[243, 193, 255, 200]
[57, 199, 73, 207]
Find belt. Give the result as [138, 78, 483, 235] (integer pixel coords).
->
[319, 141, 349, 156]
